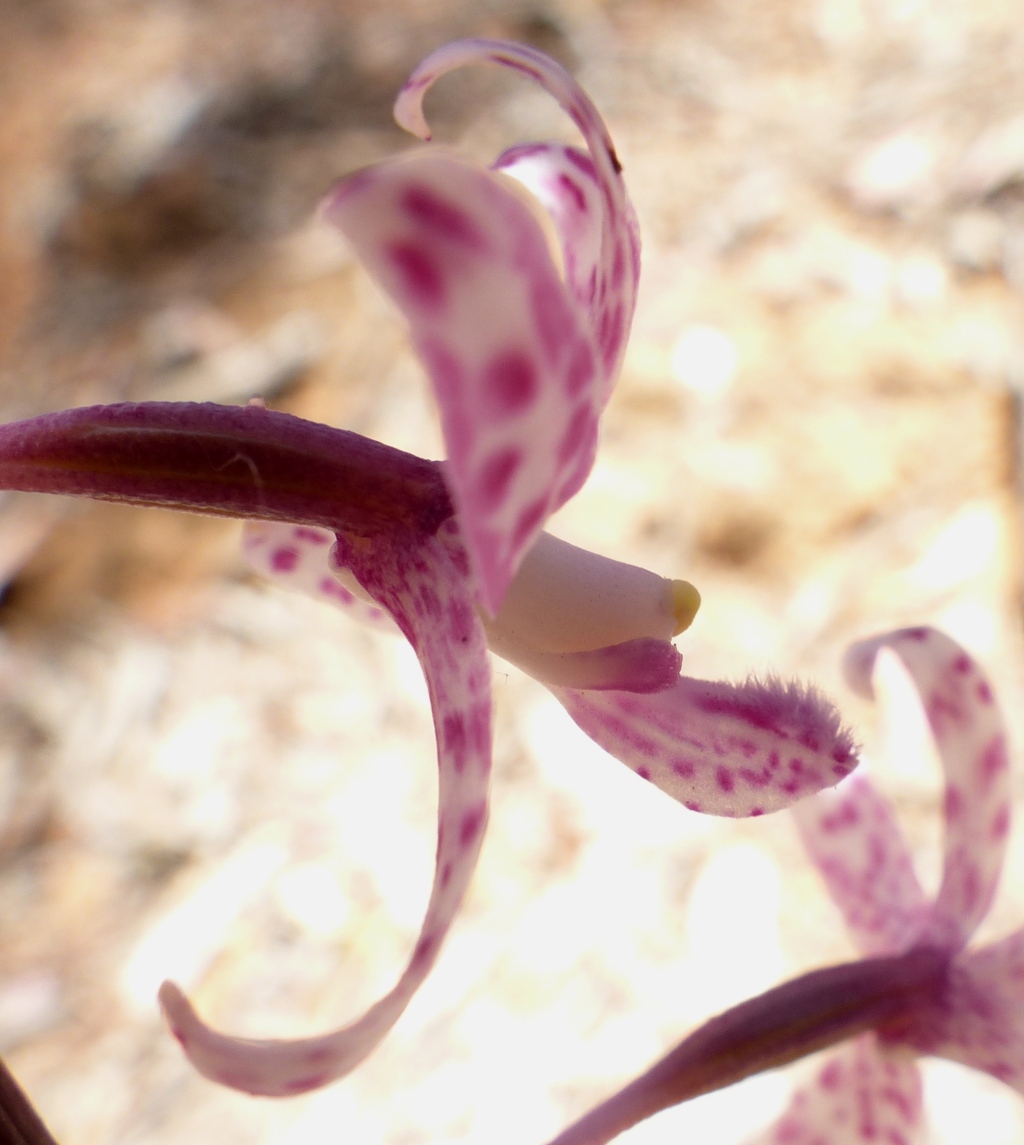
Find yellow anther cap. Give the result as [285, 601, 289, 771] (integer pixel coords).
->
[670, 579, 701, 635]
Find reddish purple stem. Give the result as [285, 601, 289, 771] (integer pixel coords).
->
[0, 1055, 59, 1145]
[0, 403, 453, 538]
[546, 946, 948, 1145]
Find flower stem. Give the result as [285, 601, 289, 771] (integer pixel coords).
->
[546, 946, 947, 1145]
[0, 1056, 59, 1145]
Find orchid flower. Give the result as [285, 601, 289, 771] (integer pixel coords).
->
[0, 40, 856, 1100]
[545, 626, 1018, 1145]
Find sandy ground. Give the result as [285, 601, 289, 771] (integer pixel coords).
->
[1, 0, 1024, 1141]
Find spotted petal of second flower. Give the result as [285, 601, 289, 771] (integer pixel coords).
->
[541, 627, 1019, 1144]
[841, 627, 1010, 951]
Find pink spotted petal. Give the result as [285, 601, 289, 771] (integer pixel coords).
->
[895, 928, 1024, 1096]
[398, 38, 638, 405]
[160, 530, 492, 1096]
[494, 141, 640, 396]
[324, 151, 600, 615]
[549, 673, 857, 817]
[751, 1037, 925, 1145]
[844, 628, 1011, 951]
[241, 521, 392, 628]
[792, 775, 928, 957]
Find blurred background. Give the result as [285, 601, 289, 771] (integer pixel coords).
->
[1, 0, 1024, 1141]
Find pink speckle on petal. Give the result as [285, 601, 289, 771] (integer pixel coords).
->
[493, 142, 548, 167]
[565, 149, 596, 179]
[959, 861, 980, 912]
[271, 547, 299, 573]
[716, 766, 735, 793]
[979, 734, 1008, 787]
[293, 527, 330, 545]
[319, 577, 355, 604]
[881, 1086, 914, 1119]
[556, 172, 587, 212]
[611, 242, 626, 290]
[927, 688, 966, 737]
[600, 302, 625, 368]
[945, 784, 964, 820]
[417, 583, 443, 621]
[442, 711, 468, 773]
[482, 351, 539, 418]
[469, 703, 490, 756]
[820, 1061, 844, 1090]
[821, 802, 860, 833]
[799, 730, 822, 752]
[411, 933, 436, 968]
[489, 53, 542, 82]
[389, 242, 445, 309]
[459, 803, 486, 847]
[284, 1074, 330, 1095]
[448, 599, 475, 644]
[402, 184, 484, 248]
[738, 766, 773, 789]
[475, 447, 522, 512]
